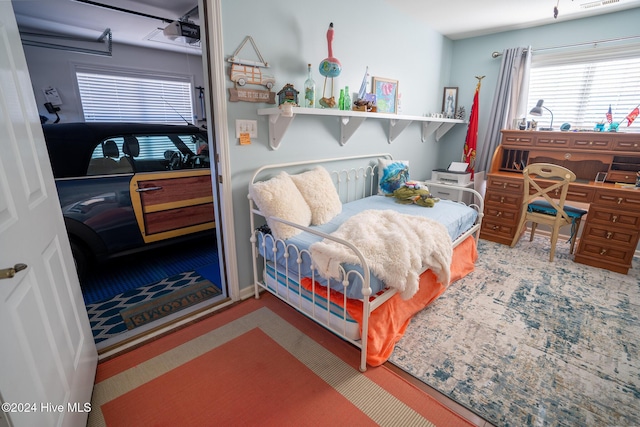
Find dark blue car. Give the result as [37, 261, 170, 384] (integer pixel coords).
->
[43, 122, 215, 277]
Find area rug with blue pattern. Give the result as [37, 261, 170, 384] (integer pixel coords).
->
[389, 236, 639, 427]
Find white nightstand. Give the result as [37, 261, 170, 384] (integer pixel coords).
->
[425, 180, 475, 205]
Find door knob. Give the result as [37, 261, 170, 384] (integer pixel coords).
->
[0, 263, 27, 280]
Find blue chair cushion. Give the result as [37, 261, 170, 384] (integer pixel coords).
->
[527, 200, 587, 242]
[527, 200, 588, 218]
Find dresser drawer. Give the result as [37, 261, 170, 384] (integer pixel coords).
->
[581, 222, 639, 247]
[593, 188, 640, 211]
[486, 175, 524, 193]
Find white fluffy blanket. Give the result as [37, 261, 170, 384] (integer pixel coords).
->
[309, 209, 453, 300]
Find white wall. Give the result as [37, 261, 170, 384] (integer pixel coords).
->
[23, 42, 205, 123]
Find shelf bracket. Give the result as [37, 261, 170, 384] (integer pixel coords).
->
[421, 122, 442, 142]
[340, 116, 367, 145]
[388, 119, 413, 143]
[267, 113, 295, 150]
[435, 122, 456, 141]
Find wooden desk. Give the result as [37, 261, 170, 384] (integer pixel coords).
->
[480, 130, 640, 274]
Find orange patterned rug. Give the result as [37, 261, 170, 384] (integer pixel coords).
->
[90, 293, 476, 426]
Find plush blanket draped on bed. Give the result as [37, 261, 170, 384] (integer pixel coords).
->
[309, 209, 453, 300]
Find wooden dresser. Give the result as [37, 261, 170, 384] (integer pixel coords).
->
[480, 130, 640, 274]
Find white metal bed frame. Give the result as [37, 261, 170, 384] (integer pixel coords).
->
[249, 153, 484, 372]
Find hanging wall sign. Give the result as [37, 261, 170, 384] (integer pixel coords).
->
[227, 36, 276, 104]
[228, 88, 276, 104]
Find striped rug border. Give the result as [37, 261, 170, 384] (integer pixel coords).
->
[89, 307, 434, 427]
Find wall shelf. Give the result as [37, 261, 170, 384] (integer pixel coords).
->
[257, 107, 465, 150]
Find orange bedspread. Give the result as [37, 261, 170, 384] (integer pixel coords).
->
[301, 235, 478, 366]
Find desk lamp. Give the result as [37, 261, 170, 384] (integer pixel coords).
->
[530, 99, 554, 130]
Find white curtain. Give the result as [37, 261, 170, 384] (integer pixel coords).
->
[476, 47, 532, 176]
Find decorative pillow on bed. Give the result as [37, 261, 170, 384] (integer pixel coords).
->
[290, 166, 342, 225]
[249, 171, 311, 240]
[378, 159, 410, 195]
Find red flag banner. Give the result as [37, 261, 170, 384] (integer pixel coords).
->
[626, 106, 639, 127]
[463, 78, 481, 179]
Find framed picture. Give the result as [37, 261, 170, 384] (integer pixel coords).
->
[442, 87, 458, 118]
[372, 77, 399, 114]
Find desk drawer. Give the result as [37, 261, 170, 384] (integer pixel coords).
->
[484, 205, 520, 225]
[485, 192, 521, 208]
[588, 206, 640, 229]
[612, 136, 640, 152]
[486, 175, 523, 193]
[606, 170, 637, 184]
[536, 135, 570, 147]
[575, 241, 635, 268]
[480, 218, 519, 244]
[582, 222, 639, 247]
[593, 188, 640, 211]
[570, 136, 612, 150]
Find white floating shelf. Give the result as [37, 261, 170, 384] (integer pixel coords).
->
[257, 107, 465, 150]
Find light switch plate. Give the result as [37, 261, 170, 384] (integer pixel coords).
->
[235, 119, 258, 138]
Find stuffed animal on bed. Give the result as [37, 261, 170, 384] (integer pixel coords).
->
[389, 181, 438, 207]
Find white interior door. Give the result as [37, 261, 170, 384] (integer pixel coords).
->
[0, 3, 97, 427]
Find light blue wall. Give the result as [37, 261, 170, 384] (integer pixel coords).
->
[439, 8, 640, 165]
[220, 3, 640, 290]
[220, 0, 455, 289]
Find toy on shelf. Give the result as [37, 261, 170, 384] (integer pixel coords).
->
[318, 23, 342, 108]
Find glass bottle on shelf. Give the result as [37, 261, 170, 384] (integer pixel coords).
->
[304, 63, 316, 108]
[338, 89, 345, 110]
[343, 86, 351, 111]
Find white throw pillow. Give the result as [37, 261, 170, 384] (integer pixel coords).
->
[290, 166, 342, 225]
[249, 171, 311, 240]
[378, 159, 410, 195]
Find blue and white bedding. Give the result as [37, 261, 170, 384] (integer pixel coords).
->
[257, 194, 478, 300]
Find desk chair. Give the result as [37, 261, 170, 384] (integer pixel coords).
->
[510, 163, 588, 261]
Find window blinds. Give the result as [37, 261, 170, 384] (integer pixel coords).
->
[77, 71, 194, 124]
[527, 53, 640, 132]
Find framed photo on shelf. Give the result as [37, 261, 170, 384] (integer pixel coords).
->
[442, 87, 458, 118]
[372, 77, 399, 114]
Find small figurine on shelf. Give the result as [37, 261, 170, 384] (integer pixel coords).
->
[277, 83, 299, 106]
[319, 23, 342, 108]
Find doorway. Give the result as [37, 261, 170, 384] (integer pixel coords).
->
[12, 0, 230, 350]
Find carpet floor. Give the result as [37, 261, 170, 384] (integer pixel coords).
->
[389, 235, 640, 427]
[90, 294, 478, 427]
[82, 238, 218, 305]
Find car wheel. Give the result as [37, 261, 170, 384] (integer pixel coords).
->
[237, 78, 246, 86]
[70, 240, 90, 279]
